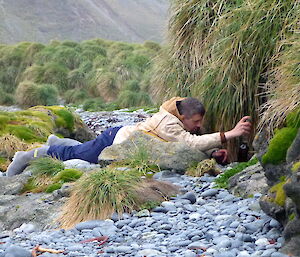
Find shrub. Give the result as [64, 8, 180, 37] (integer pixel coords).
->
[16, 81, 58, 107]
[117, 90, 152, 108]
[0, 89, 14, 105]
[262, 127, 298, 165]
[123, 80, 140, 91]
[82, 98, 105, 111]
[64, 89, 89, 104]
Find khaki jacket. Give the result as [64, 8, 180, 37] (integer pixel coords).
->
[113, 97, 222, 153]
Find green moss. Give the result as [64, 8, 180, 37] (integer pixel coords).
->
[286, 108, 300, 128]
[289, 213, 296, 221]
[45, 183, 62, 193]
[270, 181, 287, 207]
[45, 106, 75, 131]
[5, 125, 43, 142]
[0, 115, 11, 129]
[262, 127, 298, 165]
[215, 157, 258, 188]
[292, 161, 300, 172]
[139, 200, 161, 211]
[54, 169, 83, 183]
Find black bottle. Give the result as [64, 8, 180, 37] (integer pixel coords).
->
[238, 139, 249, 162]
[237, 118, 251, 162]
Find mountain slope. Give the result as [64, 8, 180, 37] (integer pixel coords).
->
[0, 0, 169, 44]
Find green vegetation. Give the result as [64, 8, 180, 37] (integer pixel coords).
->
[292, 162, 300, 172]
[22, 158, 83, 193]
[0, 106, 79, 144]
[58, 167, 179, 228]
[152, 0, 299, 157]
[58, 168, 140, 228]
[29, 157, 65, 176]
[269, 180, 287, 207]
[124, 142, 160, 177]
[215, 157, 258, 188]
[0, 39, 160, 109]
[262, 128, 298, 165]
[186, 159, 220, 177]
[53, 169, 83, 183]
[139, 200, 161, 211]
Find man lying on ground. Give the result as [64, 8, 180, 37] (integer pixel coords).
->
[6, 97, 252, 176]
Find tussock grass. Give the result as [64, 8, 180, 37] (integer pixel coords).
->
[29, 157, 65, 176]
[58, 168, 140, 228]
[58, 168, 179, 228]
[152, 0, 299, 158]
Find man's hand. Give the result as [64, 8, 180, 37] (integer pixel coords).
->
[225, 116, 252, 140]
[211, 149, 228, 165]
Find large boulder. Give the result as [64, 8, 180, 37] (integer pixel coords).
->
[99, 131, 209, 172]
[0, 173, 65, 231]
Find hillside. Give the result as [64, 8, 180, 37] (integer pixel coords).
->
[0, 0, 169, 44]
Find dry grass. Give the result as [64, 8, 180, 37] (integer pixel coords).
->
[259, 35, 300, 132]
[0, 134, 41, 159]
[58, 168, 179, 228]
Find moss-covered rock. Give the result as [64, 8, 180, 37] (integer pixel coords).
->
[292, 162, 300, 172]
[262, 127, 298, 165]
[269, 180, 288, 207]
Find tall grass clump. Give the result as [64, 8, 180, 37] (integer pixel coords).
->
[16, 81, 59, 107]
[259, 35, 300, 131]
[152, 0, 299, 158]
[58, 168, 140, 228]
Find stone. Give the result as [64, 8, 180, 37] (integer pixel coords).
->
[201, 189, 218, 197]
[136, 249, 162, 257]
[75, 220, 108, 231]
[181, 192, 197, 204]
[14, 223, 37, 233]
[228, 163, 268, 198]
[4, 246, 32, 257]
[135, 209, 151, 218]
[0, 174, 31, 195]
[99, 131, 209, 171]
[286, 129, 300, 163]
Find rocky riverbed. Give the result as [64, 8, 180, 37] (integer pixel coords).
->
[0, 106, 289, 257]
[0, 171, 287, 257]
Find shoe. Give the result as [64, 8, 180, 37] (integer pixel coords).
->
[6, 151, 33, 177]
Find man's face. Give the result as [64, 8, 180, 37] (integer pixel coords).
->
[182, 113, 204, 134]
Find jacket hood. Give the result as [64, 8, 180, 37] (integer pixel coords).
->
[161, 97, 185, 121]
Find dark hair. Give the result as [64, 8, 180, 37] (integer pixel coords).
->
[177, 97, 205, 118]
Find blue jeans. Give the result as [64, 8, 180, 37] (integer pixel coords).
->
[47, 126, 122, 163]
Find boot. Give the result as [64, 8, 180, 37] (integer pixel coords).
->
[6, 146, 49, 177]
[46, 134, 82, 146]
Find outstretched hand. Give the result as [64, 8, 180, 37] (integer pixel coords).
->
[211, 149, 228, 165]
[225, 116, 252, 140]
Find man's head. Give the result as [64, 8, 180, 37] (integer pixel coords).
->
[177, 97, 205, 134]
